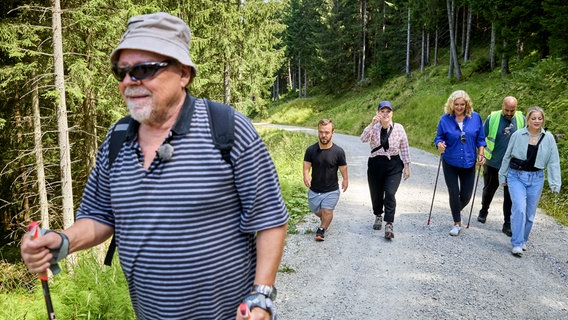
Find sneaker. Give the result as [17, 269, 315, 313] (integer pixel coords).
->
[512, 246, 523, 257]
[477, 215, 487, 223]
[373, 215, 383, 230]
[502, 223, 512, 237]
[449, 225, 461, 236]
[315, 227, 325, 241]
[522, 243, 527, 251]
[384, 223, 394, 239]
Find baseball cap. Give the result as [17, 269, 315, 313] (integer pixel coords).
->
[378, 101, 393, 110]
[110, 12, 198, 77]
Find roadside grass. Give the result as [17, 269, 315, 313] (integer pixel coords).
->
[1, 251, 134, 320]
[258, 127, 314, 233]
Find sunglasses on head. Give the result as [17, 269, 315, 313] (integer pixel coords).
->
[460, 131, 466, 144]
[111, 60, 172, 81]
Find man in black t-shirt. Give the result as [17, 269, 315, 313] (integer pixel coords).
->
[303, 119, 349, 241]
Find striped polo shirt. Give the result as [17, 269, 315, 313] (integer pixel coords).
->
[76, 94, 289, 319]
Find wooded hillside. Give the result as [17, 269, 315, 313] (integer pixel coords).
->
[1, 0, 566, 250]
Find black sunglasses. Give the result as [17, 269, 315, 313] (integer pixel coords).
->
[111, 60, 172, 81]
[460, 131, 466, 144]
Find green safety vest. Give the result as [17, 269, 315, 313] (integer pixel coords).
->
[484, 110, 525, 160]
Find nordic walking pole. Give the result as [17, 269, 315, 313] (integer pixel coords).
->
[28, 221, 56, 320]
[466, 165, 482, 228]
[427, 157, 443, 225]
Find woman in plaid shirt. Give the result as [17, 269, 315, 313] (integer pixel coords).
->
[361, 101, 411, 239]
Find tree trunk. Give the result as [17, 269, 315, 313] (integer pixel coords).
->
[426, 31, 430, 66]
[297, 62, 301, 98]
[224, 62, 231, 105]
[420, 27, 425, 72]
[287, 59, 292, 90]
[516, 38, 522, 61]
[490, 22, 496, 70]
[501, 39, 510, 76]
[52, 0, 74, 230]
[406, 7, 411, 77]
[446, 0, 462, 80]
[32, 74, 49, 228]
[304, 71, 308, 97]
[434, 25, 439, 66]
[464, 6, 472, 62]
[461, 7, 466, 57]
[361, 0, 366, 81]
[275, 75, 279, 101]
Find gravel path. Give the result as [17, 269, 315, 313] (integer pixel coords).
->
[258, 124, 568, 320]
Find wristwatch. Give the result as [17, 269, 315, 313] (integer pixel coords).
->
[252, 284, 277, 300]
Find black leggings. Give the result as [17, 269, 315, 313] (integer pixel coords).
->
[442, 160, 476, 223]
[480, 164, 512, 224]
[367, 155, 403, 223]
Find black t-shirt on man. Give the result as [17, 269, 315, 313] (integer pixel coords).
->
[304, 143, 347, 193]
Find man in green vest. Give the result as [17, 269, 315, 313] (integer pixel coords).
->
[477, 96, 525, 236]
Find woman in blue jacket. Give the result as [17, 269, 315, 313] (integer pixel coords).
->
[499, 106, 561, 257]
[435, 90, 486, 236]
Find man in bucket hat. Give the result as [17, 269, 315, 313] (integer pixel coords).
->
[21, 12, 288, 320]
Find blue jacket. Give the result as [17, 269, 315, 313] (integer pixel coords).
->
[499, 128, 561, 192]
[434, 112, 486, 168]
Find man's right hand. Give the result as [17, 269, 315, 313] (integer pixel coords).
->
[20, 230, 61, 274]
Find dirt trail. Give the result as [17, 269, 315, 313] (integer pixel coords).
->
[258, 124, 568, 320]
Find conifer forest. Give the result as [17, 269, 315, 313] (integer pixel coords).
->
[1, 1, 567, 255]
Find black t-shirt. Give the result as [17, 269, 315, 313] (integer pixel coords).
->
[304, 143, 347, 193]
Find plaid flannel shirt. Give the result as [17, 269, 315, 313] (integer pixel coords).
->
[361, 122, 411, 164]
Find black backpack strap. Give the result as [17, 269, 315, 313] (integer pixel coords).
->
[104, 235, 116, 266]
[108, 115, 131, 169]
[205, 98, 235, 166]
[370, 123, 394, 154]
[104, 115, 131, 266]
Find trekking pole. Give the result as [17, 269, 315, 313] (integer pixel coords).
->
[466, 165, 482, 228]
[28, 222, 56, 320]
[427, 157, 443, 225]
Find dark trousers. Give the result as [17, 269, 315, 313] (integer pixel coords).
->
[480, 164, 512, 225]
[367, 155, 403, 223]
[442, 160, 476, 223]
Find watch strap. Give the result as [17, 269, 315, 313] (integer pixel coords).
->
[252, 284, 277, 300]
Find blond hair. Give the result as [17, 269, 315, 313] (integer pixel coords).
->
[526, 106, 545, 124]
[444, 90, 473, 117]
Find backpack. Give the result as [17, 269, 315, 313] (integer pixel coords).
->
[103, 97, 235, 266]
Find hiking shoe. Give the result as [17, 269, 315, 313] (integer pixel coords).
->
[477, 214, 487, 223]
[384, 223, 394, 239]
[502, 223, 512, 237]
[449, 225, 461, 236]
[315, 227, 325, 241]
[512, 246, 523, 257]
[373, 215, 383, 230]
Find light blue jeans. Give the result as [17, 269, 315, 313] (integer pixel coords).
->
[507, 168, 544, 247]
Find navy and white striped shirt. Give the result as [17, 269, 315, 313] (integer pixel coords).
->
[76, 94, 289, 319]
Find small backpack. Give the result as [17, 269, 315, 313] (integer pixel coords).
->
[103, 97, 235, 266]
